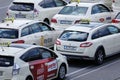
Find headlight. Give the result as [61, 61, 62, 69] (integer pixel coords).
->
[12, 63, 20, 75]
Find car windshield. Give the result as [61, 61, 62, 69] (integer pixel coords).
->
[0, 28, 18, 39]
[58, 6, 88, 15]
[9, 2, 34, 11]
[0, 56, 14, 67]
[59, 30, 88, 42]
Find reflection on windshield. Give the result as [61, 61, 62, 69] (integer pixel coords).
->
[59, 6, 88, 15]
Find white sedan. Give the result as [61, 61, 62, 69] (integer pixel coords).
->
[54, 22, 120, 65]
[51, 2, 115, 30]
[7, 0, 67, 24]
[0, 44, 68, 80]
[0, 19, 62, 48]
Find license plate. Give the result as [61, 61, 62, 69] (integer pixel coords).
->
[0, 71, 3, 76]
[64, 45, 77, 50]
[16, 14, 26, 18]
[60, 20, 72, 24]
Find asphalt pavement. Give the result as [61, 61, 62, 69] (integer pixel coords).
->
[0, 0, 13, 21]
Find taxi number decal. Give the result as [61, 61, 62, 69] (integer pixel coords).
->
[44, 38, 52, 44]
[47, 60, 57, 72]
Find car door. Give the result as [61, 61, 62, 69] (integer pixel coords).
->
[107, 25, 120, 53]
[39, 48, 58, 79]
[98, 26, 115, 55]
[91, 4, 112, 23]
[20, 26, 35, 44]
[20, 23, 42, 45]
[20, 48, 47, 80]
[38, 22, 56, 48]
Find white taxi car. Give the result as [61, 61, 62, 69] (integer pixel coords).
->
[51, 2, 115, 30]
[54, 22, 120, 65]
[0, 44, 68, 80]
[7, 0, 67, 24]
[0, 19, 62, 48]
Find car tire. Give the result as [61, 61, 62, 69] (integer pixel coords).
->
[95, 49, 104, 65]
[57, 64, 66, 80]
[26, 76, 33, 80]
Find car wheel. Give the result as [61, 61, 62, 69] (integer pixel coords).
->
[26, 76, 33, 80]
[57, 64, 66, 80]
[95, 49, 104, 65]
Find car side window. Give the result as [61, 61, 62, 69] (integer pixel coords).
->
[54, 0, 67, 7]
[30, 23, 42, 33]
[38, 23, 51, 31]
[21, 26, 30, 37]
[39, 0, 56, 8]
[98, 27, 110, 37]
[39, 48, 57, 59]
[107, 25, 119, 34]
[92, 5, 101, 14]
[92, 30, 99, 39]
[98, 4, 110, 12]
[20, 48, 42, 62]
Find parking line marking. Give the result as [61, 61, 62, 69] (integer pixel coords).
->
[66, 66, 92, 77]
[70, 59, 120, 80]
[0, 6, 8, 9]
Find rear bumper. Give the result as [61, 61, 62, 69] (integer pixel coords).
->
[58, 52, 94, 60]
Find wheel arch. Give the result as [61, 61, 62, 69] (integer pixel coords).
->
[94, 45, 106, 58]
[26, 75, 33, 80]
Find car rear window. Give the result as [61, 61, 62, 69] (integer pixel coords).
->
[9, 2, 34, 11]
[0, 28, 18, 39]
[0, 55, 14, 67]
[58, 6, 88, 15]
[59, 30, 88, 42]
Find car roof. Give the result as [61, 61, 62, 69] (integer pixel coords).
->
[13, 0, 42, 3]
[0, 19, 37, 29]
[10, 43, 37, 49]
[0, 44, 41, 56]
[0, 46, 24, 56]
[67, 2, 101, 7]
[65, 22, 104, 32]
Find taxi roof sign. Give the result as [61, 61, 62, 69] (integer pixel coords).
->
[0, 42, 11, 47]
[71, 0, 80, 3]
[4, 17, 14, 23]
[75, 19, 90, 24]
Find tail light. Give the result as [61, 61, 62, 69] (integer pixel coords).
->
[55, 39, 61, 45]
[112, 19, 120, 23]
[12, 40, 25, 43]
[51, 18, 57, 23]
[80, 42, 92, 47]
